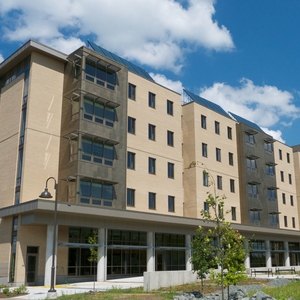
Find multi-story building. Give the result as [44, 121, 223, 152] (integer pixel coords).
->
[1, 40, 300, 287]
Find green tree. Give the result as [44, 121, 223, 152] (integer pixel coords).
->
[88, 229, 98, 292]
[190, 165, 247, 300]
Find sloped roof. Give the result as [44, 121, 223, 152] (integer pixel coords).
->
[229, 112, 264, 132]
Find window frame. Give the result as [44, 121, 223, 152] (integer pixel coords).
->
[148, 124, 156, 141]
[127, 188, 135, 206]
[148, 92, 156, 108]
[227, 126, 232, 140]
[202, 143, 208, 157]
[230, 179, 235, 193]
[148, 192, 156, 210]
[127, 151, 135, 169]
[167, 130, 174, 147]
[148, 157, 156, 174]
[167, 100, 173, 116]
[215, 121, 220, 135]
[217, 175, 222, 190]
[231, 207, 236, 221]
[168, 195, 175, 212]
[128, 117, 136, 134]
[201, 115, 207, 129]
[216, 148, 221, 162]
[128, 83, 136, 100]
[167, 162, 174, 179]
[229, 152, 233, 166]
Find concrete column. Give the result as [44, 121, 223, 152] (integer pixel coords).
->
[97, 228, 106, 282]
[44, 224, 57, 287]
[284, 241, 290, 267]
[244, 241, 250, 269]
[147, 232, 155, 272]
[185, 235, 192, 271]
[265, 240, 272, 268]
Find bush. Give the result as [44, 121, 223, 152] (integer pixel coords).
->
[13, 284, 28, 294]
[2, 287, 10, 296]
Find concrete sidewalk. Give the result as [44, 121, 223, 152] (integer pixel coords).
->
[7, 277, 144, 299]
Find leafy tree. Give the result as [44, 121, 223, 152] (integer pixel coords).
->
[191, 166, 247, 300]
[88, 229, 98, 292]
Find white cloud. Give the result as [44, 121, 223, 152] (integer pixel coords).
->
[150, 73, 184, 94]
[261, 128, 285, 143]
[0, 0, 234, 72]
[200, 78, 300, 129]
[0, 54, 4, 63]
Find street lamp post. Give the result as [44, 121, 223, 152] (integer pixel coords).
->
[39, 177, 58, 299]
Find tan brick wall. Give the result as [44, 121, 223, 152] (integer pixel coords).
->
[274, 141, 299, 230]
[0, 75, 24, 207]
[0, 218, 12, 280]
[21, 52, 64, 203]
[126, 73, 184, 215]
[182, 102, 240, 222]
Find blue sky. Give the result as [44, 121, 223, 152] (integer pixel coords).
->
[0, 0, 299, 146]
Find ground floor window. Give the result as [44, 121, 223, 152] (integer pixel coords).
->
[68, 248, 96, 276]
[107, 249, 146, 277]
[250, 252, 266, 267]
[155, 250, 185, 271]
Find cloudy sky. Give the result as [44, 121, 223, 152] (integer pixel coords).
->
[0, 0, 299, 145]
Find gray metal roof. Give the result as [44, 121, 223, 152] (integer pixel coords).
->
[229, 112, 264, 132]
[88, 41, 154, 82]
[183, 89, 230, 118]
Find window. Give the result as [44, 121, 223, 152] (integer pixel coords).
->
[167, 100, 173, 115]
[229, 152, 233, 166]
[250, 210, 260, 225]
[230, 179, 235, 193]
[215, 121, 220, 134]
[216, 148, 221, 162]
[227, 126, 232, 139]
[148, 157, 156, 174]
[128, 117, 136, 134]
[204, 202, 209, 212]
[201, 115, 206, 129]
[267, 189, 277, 201]
[83, 96, 115, 127]
[280, 171, 284, 182]
[168, 196, 175, 212]
[292, 217, 296, 228]
[80, 179, 114, 206]
[279, 149, 282, 160]
[287, 153, 290, 163]
[127, 152, 135, 169]
[245, 133, 255, 145]
[167, 131, 174, 146]
[202, 143, 207, 157]
[284, 216, 288, 227]
[289, 174, 292, 184]
[248, 183, 258, 198]
[269, 213, 279, 227]
[282, 193, 286, 204]
[266, 164, 275, 176]
[148, 124, 155, 140]
[128, 83, 136, 100]
[81, 137, 114, 166]
[148, 92, 155, 108]
[85, 59, 116, 90]
[217, 176, 222, 190]
[247, 158, 257, 170]
[231, 207, 236, 221]
[203, 172, 208, 186]
[168, 162, 174, 179]
[127, 189, 135, 206]
[148, 192, 156, 209]
[264, 141, 273, 153]
[290, 195, 294, 206]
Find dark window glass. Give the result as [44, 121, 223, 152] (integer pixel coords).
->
[148, 124, 155, 140]
[284, 216, 288, 227]
[279, 149, 282, 160]
[148, 192, 156, 209]
[245, 133, 255, 145]
[227, 126, 232, 139]
[229, 152, 233, 166]
[267, 189, 277, 201]
[167, 100, 173, 115]
[148, 92, 155, 108]
[282, 193, 286, 204]
[248, 184, 258, 198]
[168, 162, 174, 179]
[217, 176, 222, 190]
[266, 164, 275, 176]
[289, 174, 292, 184]
[215, 121, 220, 134]
[201, 115, 206, 129]
[230, 179, 235, 193]
[127, 189, 135, 206]
[202, 143, 207, 157]
[127, 152, 135, 169]
[168, 196, 175, 212]
[216, 148, 221, 162]
[264, 142, 273, 153]
[280, 171, 284, 182]
[128, 117, 136, 134]
[290, 195, 294, 206]
[203, 172, 208, 186]
[128, 83, 136, 100]
[287, 153, 290, 163]
[231, 207, 236, 220]
[167, 131, 174, 146]
[148, 157, 156, 174]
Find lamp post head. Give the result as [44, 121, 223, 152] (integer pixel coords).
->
[39, 188, 53, 198]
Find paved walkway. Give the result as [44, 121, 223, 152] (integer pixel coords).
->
[7, 277, 144, 299]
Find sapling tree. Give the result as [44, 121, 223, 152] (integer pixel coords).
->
[190, 164, 247, 300]
[88, 229, 98, 292]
